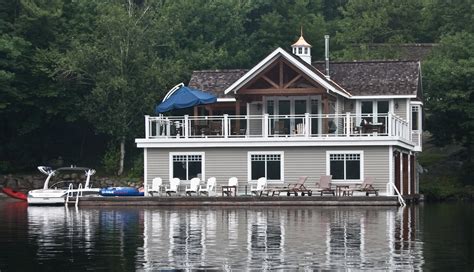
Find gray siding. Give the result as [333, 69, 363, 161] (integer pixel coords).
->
[394, 98, 408, 120]
[343, 98, 356, 114]
[146, 146, 389, 192]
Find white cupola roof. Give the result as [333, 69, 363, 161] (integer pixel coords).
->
[291, 27, 312, 64]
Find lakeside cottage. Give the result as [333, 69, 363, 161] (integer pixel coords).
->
[135, 34, 423, 199]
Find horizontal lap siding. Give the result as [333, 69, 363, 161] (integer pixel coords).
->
[146, 146, 389, 191]
[362, 147, 389, 191]
[394, 98, 407, 120]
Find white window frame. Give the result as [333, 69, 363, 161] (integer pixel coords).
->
[264, 95, 322, 134]
[357, 100, 390, 124]
[169, 152, 205, 182]
[410, 104, 422, 131]
[247, 151, 284, 183]
[326, 150, 364, 183]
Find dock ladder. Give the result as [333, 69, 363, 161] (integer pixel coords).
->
[387, 182, 406, 207]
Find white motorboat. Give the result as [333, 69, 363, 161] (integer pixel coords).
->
[27, 166, 100, 205]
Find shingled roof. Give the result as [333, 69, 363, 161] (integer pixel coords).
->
[312, 60, 421, 96]
[189, 69, 248, 98]
[188, 58, 421, 98]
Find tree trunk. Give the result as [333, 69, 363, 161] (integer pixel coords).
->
[118, 137, 125, 176]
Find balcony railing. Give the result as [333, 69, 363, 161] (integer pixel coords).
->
[145, 113, 412, 143]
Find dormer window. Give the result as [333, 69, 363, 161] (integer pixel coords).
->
[298, 48, 302, 54]
[304, 48, 307, 54]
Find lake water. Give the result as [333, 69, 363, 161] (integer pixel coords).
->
[0, 200, 472, 271]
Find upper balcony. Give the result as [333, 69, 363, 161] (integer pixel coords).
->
[142, 113, 418, 149]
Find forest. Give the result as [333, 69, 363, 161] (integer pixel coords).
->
[1, 0, 473, 198]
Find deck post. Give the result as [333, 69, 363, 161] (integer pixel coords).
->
[145, 115, 150, 139]
[304, 113, 310, 138]
[166, 117, 171, 137]
[263, 113, 269, 138]
[223, 114, 229, 138]
[184, 115, 189, 138]
[345, 112, 351, 136]
[388, 113, 393, 137]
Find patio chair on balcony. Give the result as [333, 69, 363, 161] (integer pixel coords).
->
[185, 177, 201, 196]
[199, 177, 217, 196]
[209, 121, 222, 136]
[251, 177, 268, 196]
[165, 178, 181, 196]
[314, 175, 335, 196]
[295, 123, 305, 135]
[341, 177, 379, 196]
[148, 177, 163, 196]
[273, 120, 287, 136]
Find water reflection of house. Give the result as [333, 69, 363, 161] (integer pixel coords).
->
[142, 207, 423, 270]
[137, 34, 423, 198]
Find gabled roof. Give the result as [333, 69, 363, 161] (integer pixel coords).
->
[223, 48, 351, 98]
[312, 60, 421, 97]
[188, 50, 422, 99]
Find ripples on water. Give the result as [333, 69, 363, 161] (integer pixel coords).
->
[0, 201, 471, 271]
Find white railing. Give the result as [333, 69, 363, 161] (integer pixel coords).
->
[387, 182, 406, 207]
[145, 113, 410, 141]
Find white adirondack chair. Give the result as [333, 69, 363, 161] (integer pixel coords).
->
[165, 178, 181, 196]
[148, 177, 163, 196]
[199, 177, 216, 196]
[251, 177, 267, 196]
[185, 177, 201, 196]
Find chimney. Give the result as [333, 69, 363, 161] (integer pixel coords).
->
[325, 35, 330, 79]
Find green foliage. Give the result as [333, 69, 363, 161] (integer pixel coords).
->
[102, 143, 120, 175]
[423, 32, 474, 184]
[420, 176, 469, 201]
[0, 0, 472, 177]
[127, 155, 143, 179]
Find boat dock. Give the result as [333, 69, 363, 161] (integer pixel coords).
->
[72, 195, 404, 206]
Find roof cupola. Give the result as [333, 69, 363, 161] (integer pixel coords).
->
[291, 27, 312, 64]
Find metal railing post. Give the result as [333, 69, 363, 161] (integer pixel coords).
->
[223, 114, 229, 138]
[263, 114, 269, 138]
[184, 115, 189, 138]
[345, 112, 351, 136]
[304, 113, 310, 138]
[388, 113, 392, 136]
[145, 115, 150, 139]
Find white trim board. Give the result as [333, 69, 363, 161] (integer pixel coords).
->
[136, 138, 415, 150]
[247, 151, 284, 184]
[326, 150, 364, 182]
[168, 152, 205, 183]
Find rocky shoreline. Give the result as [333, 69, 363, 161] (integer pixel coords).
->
[0, 173, 143, 192]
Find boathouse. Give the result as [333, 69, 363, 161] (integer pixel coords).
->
[135, 34, 423, 199]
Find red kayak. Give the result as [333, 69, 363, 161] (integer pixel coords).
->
[1, 187, 27, 201]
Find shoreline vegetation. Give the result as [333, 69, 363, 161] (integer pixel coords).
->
[1, 1, 472, 200]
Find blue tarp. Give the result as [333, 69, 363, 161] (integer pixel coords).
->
[155, 85, 217, 113]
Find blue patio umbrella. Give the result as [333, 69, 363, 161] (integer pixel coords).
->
[155, 83, 217, 113]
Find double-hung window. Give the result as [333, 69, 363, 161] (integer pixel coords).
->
[170, 153, 204, 181]
[248, 152, 284, 182]
[327, 151, 363, 181]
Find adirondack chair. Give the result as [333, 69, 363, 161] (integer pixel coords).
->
[250, 177, 267, 196]
[165, 178, 181, 196]
[185, 177, 201, 196]
[199, 177, 217, 196]
[148, 177, 163, 196]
